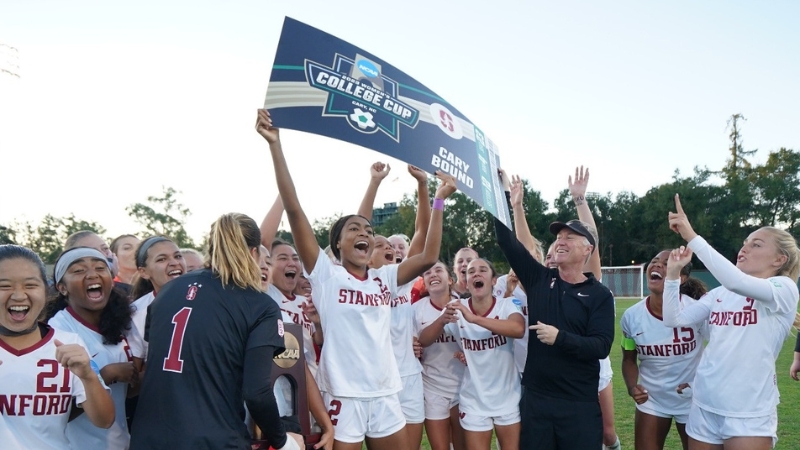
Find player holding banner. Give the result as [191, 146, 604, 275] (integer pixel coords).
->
[258, 108, 455, 450]
[665, 194, 800, 450]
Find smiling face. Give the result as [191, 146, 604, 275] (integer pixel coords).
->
[545, 243, 557, 268]
[369, 236, 395, 269]
[113, 236, 140, 273]
[139, 241, 185, 292]
[423, 262, 452, 297]
[295, 274, 311, 297]
[466, 259, 496, 299]
[453, 248, 478, 285]
[552, 230, 592, 267]
[388, 236, 408, 263]
[337, 216, 375, 272]
[259, 245, 271, 291]
[58, 257, 113, 313]
[271, 244, 300, 296]
[0, 258, 47, 334]
[736, 228, 788, 278]
[646, 250, 671, 295]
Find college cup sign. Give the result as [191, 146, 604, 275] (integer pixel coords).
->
[264, 17, 511, 227]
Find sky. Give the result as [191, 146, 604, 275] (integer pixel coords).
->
[1, 0, 799, 243]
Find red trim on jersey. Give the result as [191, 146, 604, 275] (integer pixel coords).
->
[645, 296, 664, 321]
[429, 299, 445, 311]
[469, 297, 496, 317]
[67, 306, 102, 333]
[0, 324, 54, 356]
[346, 268, 369, 281]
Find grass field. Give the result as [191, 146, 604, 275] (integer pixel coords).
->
[413, 297, 800, 450]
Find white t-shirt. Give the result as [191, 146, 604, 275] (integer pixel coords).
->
[621, 296, 705, 416]
[443, 297, 522, 416]
[49, 308, 133, 449]
[127, 291, 155, 359]
[663, 236, 800, 418]
[493, 275, 528, 375]
[0, 327, 97, 450]
[266, 284, 318, 377]
[305, 248, 401, 397]
[413, 297, 465, 398]
[391, 281, 423, 377]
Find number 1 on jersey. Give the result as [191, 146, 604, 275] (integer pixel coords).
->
[163, 307, 192, 373]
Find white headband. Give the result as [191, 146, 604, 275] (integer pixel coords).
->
[54, 247, 110, 284]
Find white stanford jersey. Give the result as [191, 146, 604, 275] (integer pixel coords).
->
[621, 296, 704, 416]
[49, 307, 133, 449]
[305, 248, 401, 397]
[266, 284, 318, 376]
[493, 275, 528, 375]
[127, 291, 155, 359]
[414, 297, 464, 398]
[391, 281, 422, 377]
[443, 297, 522, 416]
[0, 326, 93, 450]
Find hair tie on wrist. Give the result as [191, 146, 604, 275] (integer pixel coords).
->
[433, 198, 445, 211]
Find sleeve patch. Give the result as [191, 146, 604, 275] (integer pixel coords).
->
[277, 319, 285, 337]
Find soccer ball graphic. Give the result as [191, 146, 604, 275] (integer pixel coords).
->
[350, 108, 375, 130]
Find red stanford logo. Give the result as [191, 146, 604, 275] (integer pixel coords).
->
[186, 286, 198, 301]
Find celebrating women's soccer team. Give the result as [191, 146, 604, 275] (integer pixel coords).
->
[1, 108, 798, 450]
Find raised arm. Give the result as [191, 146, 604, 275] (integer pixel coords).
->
[508, 173, 541, 256]
[406, 165, 431, 258]
[668, 194, 798, 311]
[397, 172, 457, 286]
[663, 246, 711, 327]
[260, 194, 284, 248]
[494, 171, 548, 289]
[257, 109, 319, 273]
[357, 162, 391, 220]
[55, 340, 115, 429]
[569, 166, 601, 279]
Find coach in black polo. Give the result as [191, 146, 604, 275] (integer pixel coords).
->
[494, 193, 614, 449]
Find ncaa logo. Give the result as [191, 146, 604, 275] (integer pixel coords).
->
[186, 286, 198, 301]
[357, 59, 379, 78]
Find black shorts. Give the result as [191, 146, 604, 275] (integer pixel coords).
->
[519, 386, 602, 450]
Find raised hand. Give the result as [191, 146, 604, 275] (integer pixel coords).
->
[568, 166, 590, 204]
[255, 109, 280, 144]
[370, 162, 391, 181]
[434, 171, 458, 200]
[55, 339, 95, 381]
[497, 168, 511, 192]
[408, 165, 428, 183]
[666, 246, 694, 280]
[668, 194, 698, 242]
[510, 174, 524, 207]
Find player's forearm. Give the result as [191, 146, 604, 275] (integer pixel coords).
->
[79, 375, 115, 429]
[473, 315, 525, 339]
[620, 353, 640, 396]
[418, 319, 447, 347]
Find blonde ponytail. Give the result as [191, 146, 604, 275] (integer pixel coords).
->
[207, 213, 263, 292]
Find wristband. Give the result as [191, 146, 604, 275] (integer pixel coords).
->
[433, 198, 445, 211]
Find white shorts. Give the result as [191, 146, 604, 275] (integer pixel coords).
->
[321, 392, 406, 443]
[686, 402, 777, 448]
[424, 391, 459, 421]
[459, 408, 520, 432]
[637, 400, 689, 424]
[598, 356, 613, 392]
[399, 373, 424, 424]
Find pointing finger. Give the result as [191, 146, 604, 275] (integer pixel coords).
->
[674, 194, 685, 214]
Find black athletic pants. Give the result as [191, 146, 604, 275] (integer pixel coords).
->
[519, 386, 602, 449]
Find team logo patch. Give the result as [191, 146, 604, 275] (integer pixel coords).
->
[186, 282, 201, 301]
[277, 319, 285, 337]
[512, 298, 523, 312]
[305, 53, 420, 142]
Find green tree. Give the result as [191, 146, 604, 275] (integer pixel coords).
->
[16, 214, 106, 263]
[748, 148, 800, 228]
[126, 187, 195, 249]
[0, 224, 16, 245]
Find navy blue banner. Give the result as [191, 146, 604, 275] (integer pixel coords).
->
[264, 17, 511, 227]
